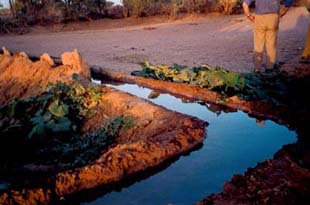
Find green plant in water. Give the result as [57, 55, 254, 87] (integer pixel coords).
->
[132, 62, 245, 94]
[132, 62, 310, 105]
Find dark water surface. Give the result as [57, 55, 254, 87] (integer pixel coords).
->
[0, 181, 9, 190]
[84, 82, 296, 205]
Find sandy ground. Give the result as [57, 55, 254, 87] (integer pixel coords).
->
[0, 7, 309, 74]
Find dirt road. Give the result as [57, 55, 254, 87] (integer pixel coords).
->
[0, 7, 308, 74]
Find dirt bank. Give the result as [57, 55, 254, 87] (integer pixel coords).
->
[198, 143, 310, 205]
[55, 85, 206, 197]
[0, 51, 206, 204]
[0, 86, 206, 204]
[0, 48, 90, 105]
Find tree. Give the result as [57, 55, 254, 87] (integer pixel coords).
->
[9, 0, 16, 17]
[122, 0, 152, 17]
[218, 0, 240, 15]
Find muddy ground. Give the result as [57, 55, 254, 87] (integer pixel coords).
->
[0, 7, 309, 75]
[0, 51, 206, 204]
[198, 143, 310, 205]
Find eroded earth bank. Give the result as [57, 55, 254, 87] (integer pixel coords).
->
[0, 49, 206, 204]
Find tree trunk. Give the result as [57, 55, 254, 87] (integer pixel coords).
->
[9, 0, 16, 18]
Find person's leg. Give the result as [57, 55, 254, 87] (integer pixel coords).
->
[253, 15, 266, 72]
[265, 13, 280, 70]
[301, 24, 310, 62]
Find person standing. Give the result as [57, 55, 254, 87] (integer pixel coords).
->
[243, 0, 293, 72]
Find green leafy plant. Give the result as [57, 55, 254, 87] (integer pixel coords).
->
[0, 80, 135, 172]
[24, 81, 104, 140]
[37, 115, 135, 170]
[0, 81, 101, 163]
[132, 62, 310, 105]
[132, 62, 245, 93]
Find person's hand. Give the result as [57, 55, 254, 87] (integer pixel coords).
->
[243, 2, 255, 22]
[247, 14, 255, 22]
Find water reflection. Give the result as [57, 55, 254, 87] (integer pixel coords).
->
[81, 82, 296, 205]
[0, 181, 9, 190]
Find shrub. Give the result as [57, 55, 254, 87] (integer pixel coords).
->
[122, 0, 152, 17]
[5, 0, 111, 24]
[2, 0, 244, 27]
[169, 0, 181, 18]
[144, 2, 169, 16]
[0, 18, 29, 34]
[181, 0, 196, 13]
[194, 0, 211, 13]
[217, 0, 241, 15]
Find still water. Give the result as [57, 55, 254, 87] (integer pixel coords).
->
[84, 82, 296, 205]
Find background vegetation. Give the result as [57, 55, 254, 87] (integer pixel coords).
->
[0, 0, 306, 34]
[2, 0, 242, 24]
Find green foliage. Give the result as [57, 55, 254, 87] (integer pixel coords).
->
[25, 81, 103, 140]
[0, 80, 135, 171]
[48, 99, 70, 117]
[37, 115, 134, 169]
[28, 110, 72, 140]
[239, 71, 292, 104]
[0, 81, 103, 142]
[47, 81, 103, 113]
[132, 62, 245, 93]
[132, 62, 310, 105]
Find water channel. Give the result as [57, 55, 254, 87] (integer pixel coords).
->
[82, 81, 296, 205]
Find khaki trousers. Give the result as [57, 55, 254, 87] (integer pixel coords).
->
[254, 13, 280, 70]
